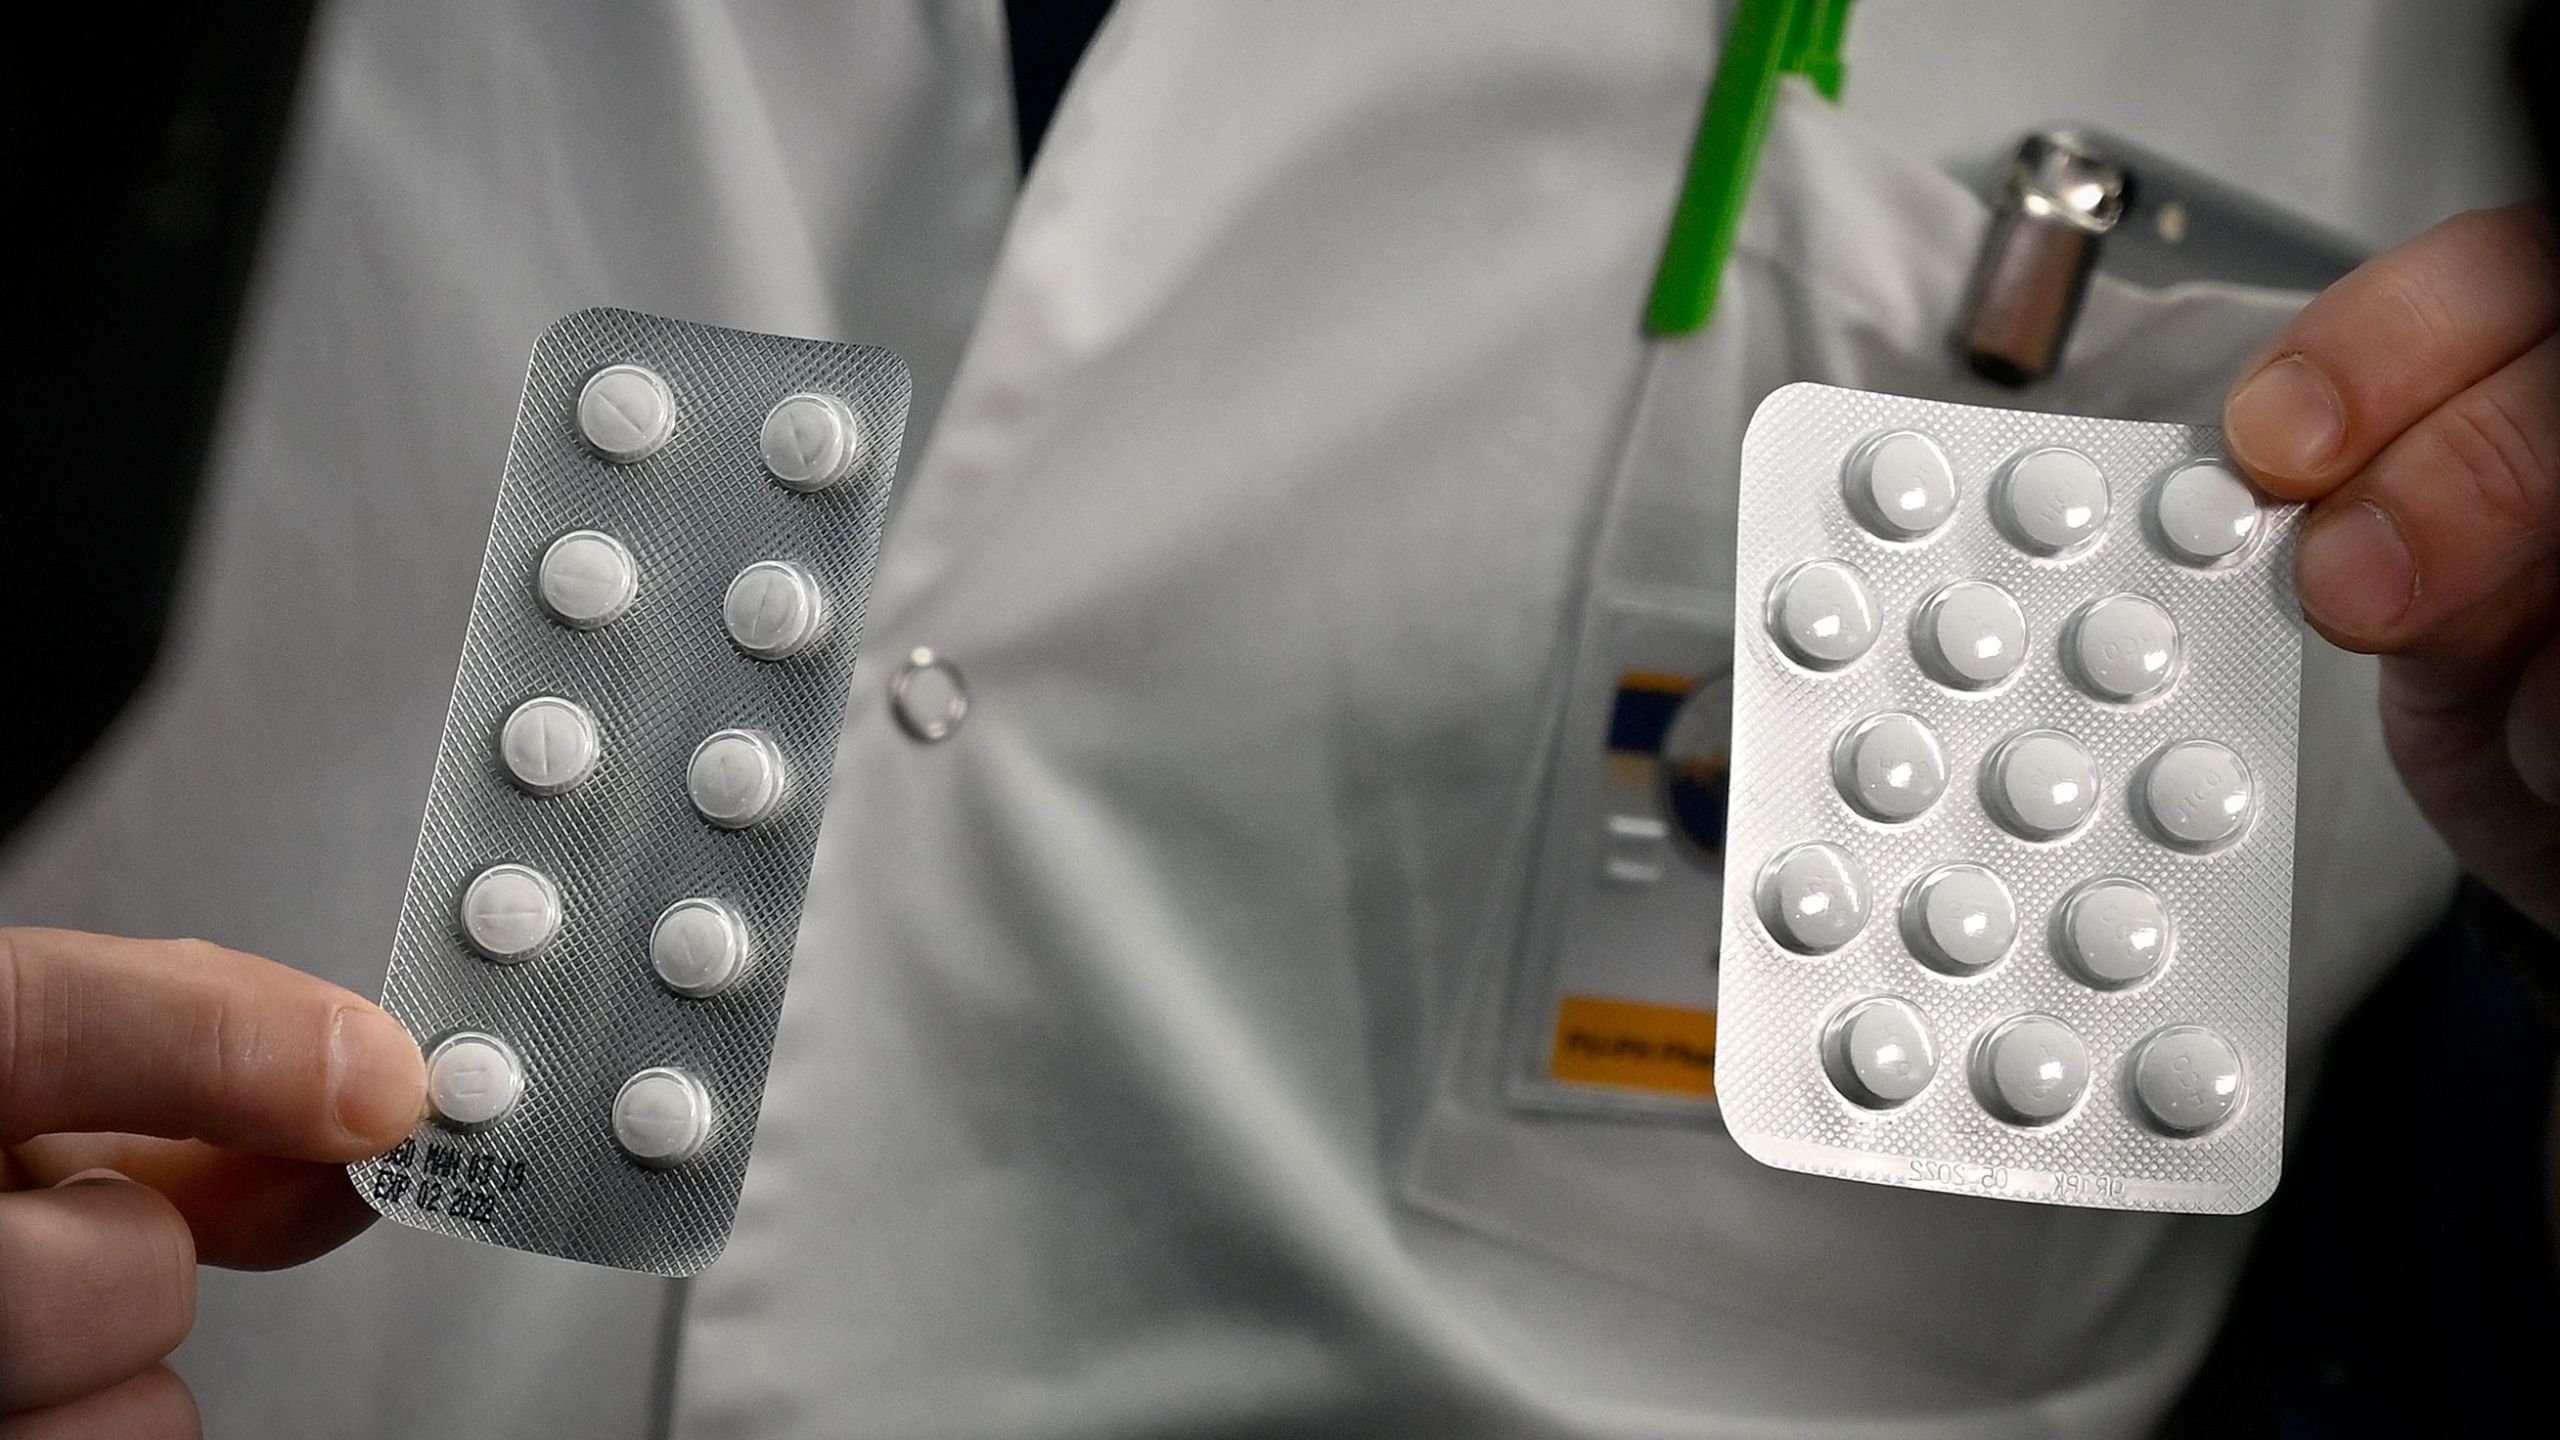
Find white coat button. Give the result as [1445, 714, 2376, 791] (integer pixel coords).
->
[1913, 580, 2028, 689]
[651, 898, 749, 998]
[1824, 997, 1937, 1108]
[497, 696, 600, 796]
[891, 647, 969, 742]
[759, 392, 864, 492]
[688, 729, 787, 829]
[2139, 739, 2254, 850]
[2057, 878, 2173, 988]
[2129, 1026, 2245, 1134]
[2153, 461, 2261, 565]
[2065, 594, 2181, 702]
[576, 365, 676, 463]
[1765, 560, 1879, 670]
[1973, 1014, 2090, 1124]
[1843, 431, 1957, 540]
[1983, 729, 2100, 840]
[613, 1068, 713, 1167]
[1994, 447, 2111, 554]
[1831, 711, 1947, 823]
[1755, 842, 1869, 954]
[426, 1032, 523, 1129]
[536, 530, 639, 629]
[723, 561, 826, 661]
[458, 863, 562, 962]
[1902, 864, 2017, 974]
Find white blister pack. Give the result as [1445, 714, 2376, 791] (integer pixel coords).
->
[349, 309, 908, 1273]
[1717, 383, 2302, 1214]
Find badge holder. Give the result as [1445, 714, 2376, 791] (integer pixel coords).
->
[1487, 0, 1858, 1125]
[1493, 341, 1747, 1124]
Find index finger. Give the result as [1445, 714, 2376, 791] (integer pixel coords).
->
[0, 928, 425, 1159]
[2224, 205, 2560, 497]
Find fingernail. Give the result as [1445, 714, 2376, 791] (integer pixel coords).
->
[2294, 500, 2416, 642]
[2227, 355, 2346, 479]
[331, 1006, 427, 1146]
[60, 1168, 135, 1188]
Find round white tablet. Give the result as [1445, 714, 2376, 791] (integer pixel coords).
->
[759, 392, 864, 492]
[458, 863, 562, 963]
[1912, 580, 2028, 690]
[612, 1067, 714, 1167]
[688, 729, 787, 829]
[1972, 1014, 2089, 1125]
[1754, 841, 1870, 954]
[2056, 878, 2173, 988]
[497, 696, 599, 796]
[651, 898, 750, 999]
[2128, 1025, 2245, 1135]
[2138, 739, 2254, 851]
[2152, 460, 2261, 565]
[1765, 560, 1880, 671]
[1824, 997, 1937, 1108]
[1843, 431, 1957, 540]
[1902, 864, 2017, 975]
[535, 530, 639, 629]
[1830, 711, 1947, 823]
[2064, 594, 2181, 702]
[1983, 729, 2100, 840]
[1994, 447, 2110, 555]
[723, 560, 826, 661]
[576, 364, 676, 463]
[426, 1032, 523, 1129]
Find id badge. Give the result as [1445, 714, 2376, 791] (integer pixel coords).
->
[1505, 595, 1733, 1118]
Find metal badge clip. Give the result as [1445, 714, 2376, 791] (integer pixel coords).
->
[1958, 132, 2128, 386]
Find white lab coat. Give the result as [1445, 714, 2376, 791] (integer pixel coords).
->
[0, 2, 2520, 1437]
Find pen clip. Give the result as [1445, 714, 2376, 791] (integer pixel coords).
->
[1644, 0, 1857, 336]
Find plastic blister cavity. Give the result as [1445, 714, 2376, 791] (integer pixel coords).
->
[1717, 383, 2302, 1214]
[350, 309, 909, 1272]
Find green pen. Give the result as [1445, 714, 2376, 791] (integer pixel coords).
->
[1644, 0, 1855, 335]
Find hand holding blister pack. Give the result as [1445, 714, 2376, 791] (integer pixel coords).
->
[350, 310, 908, 1273]
[1717, 383, 2302, 1214]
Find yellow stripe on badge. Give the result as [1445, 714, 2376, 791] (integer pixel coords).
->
[1616, 669, 1697, 696]
[1548, 995, 1718, 1098]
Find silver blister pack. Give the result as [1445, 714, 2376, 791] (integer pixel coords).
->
[1717, 383, 2303, 1214]
[350, 308, 908, 1273]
